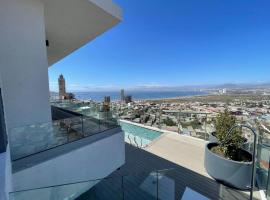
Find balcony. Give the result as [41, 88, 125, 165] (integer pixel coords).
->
[8, 108, 125, 195]
[8, 136, 262, 200]
[9, 115, 119, 162]
[7, 99, 269, 199]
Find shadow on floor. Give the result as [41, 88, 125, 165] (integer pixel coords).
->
[78, 144, 257, 200]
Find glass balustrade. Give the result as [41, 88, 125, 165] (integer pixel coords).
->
[256, 124, 270, 200]
[9, 169, 174, 200]
[9, 115, 119, 161]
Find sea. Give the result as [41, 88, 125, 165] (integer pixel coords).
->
[73, 91, 207, 102]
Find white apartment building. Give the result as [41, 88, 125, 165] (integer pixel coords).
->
[0, 0, 124, 199]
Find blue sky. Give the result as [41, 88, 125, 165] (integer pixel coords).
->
[49, 0, 270, 92]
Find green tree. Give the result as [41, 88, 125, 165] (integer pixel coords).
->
[163, 117, 176, 126]
[214, 109, 244, 159]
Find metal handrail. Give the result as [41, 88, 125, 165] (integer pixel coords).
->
[134, 136, 139, 148]
[127, 134, 132, 145]
[227, 124, 257, 200]
[10, 114, 119, 161]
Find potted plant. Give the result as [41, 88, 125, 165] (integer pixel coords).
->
[204, 109, 253, 190]
[208, 112, 249, 151]
[209, 131, 218, 143]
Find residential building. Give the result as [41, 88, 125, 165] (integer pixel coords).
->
[103, 96, 111, 111]
[0, 0, 123, 199]
[125, 95, 133, 104]
[58, 74, 66, 99]
[121, 89, 125, 102]
[0, 0, 268, 199]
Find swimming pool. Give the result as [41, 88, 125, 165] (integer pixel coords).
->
[119, 121, 163, 148]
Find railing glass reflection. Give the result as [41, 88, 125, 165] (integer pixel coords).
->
[9, 115, 119, 161]
[9, 169, 174, 200]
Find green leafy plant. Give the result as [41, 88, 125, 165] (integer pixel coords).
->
[163, 117, 176, 126]
[213, 109, 244, 160]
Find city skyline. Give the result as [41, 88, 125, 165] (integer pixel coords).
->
[49, 0, 270, 91]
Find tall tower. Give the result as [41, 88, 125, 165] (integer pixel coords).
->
[120, 89, 125, 102]
[58, 74, 66, 99]
[103, 96, 111, 111]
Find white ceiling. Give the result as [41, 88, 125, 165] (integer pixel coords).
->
[43, 0, 122, 66]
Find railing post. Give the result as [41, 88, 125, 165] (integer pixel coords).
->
[228, 124, 257, 200]
[177, 111, 180, 134]
[266, 156, 270, 199]
[122, 176, 125, 200]
[98, 113, 101, 131]
[204, 113, 207, 141]
[81, 115, 84, 137]
[251, 128, 257, 200]
[156, 170, 159, 200]
[158, 109, 162, 129]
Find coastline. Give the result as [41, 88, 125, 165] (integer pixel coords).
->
[138, 93, 211, 102]
[72, 91, 209, 102]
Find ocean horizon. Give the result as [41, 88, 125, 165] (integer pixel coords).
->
[72, 91, 208, 102]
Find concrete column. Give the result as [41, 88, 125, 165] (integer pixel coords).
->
[0, 0, 51, 129]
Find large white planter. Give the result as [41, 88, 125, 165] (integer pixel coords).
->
[204, 143, 253, 190]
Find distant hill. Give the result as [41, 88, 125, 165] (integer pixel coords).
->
[130, 82, 270, 91]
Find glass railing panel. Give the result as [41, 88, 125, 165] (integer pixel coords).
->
[9, 179, 100, 200]
[81, 176, 123, 200]
[9, 117, 83, 160]
[180, 112, 210, 140]
[256, 124, 270, 195]
[157, 169, 175, 200]
[51, 100, 118, 123]
[123, 171, 158, 200]
[9, 162, 260, 200]
[155, 111, 210, 141]
[9, 170, 174, 200]
[9, 115, 119, 161]
[159, 113, 178, 133]
[257, 143, 270, 193]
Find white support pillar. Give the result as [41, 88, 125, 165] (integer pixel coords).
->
[0, 0, 51, 129]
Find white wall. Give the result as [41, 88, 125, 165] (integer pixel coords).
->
[11, 132, 125, 199]
[0, 153, 7, 200]
[0, 0, 51, 129]
[0, 71, 2, 88]
[90, 0, 122, 20]
[9, 181, 98, 200]
[0, 145, 12, 200]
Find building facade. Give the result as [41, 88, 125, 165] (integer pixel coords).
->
[0, 0, 123, 199]
[121, 89, 125, 102]
[58, 74, 66, 99]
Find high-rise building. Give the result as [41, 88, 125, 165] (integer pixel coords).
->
[120, 89, 125, 102]
[58, 74, 66, 99]
[125, 95, 132, 103]
[103, 96, 111, 111]
[104, 96, 111, 104]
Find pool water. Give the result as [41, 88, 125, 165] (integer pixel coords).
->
[119, 121, 163, 148]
